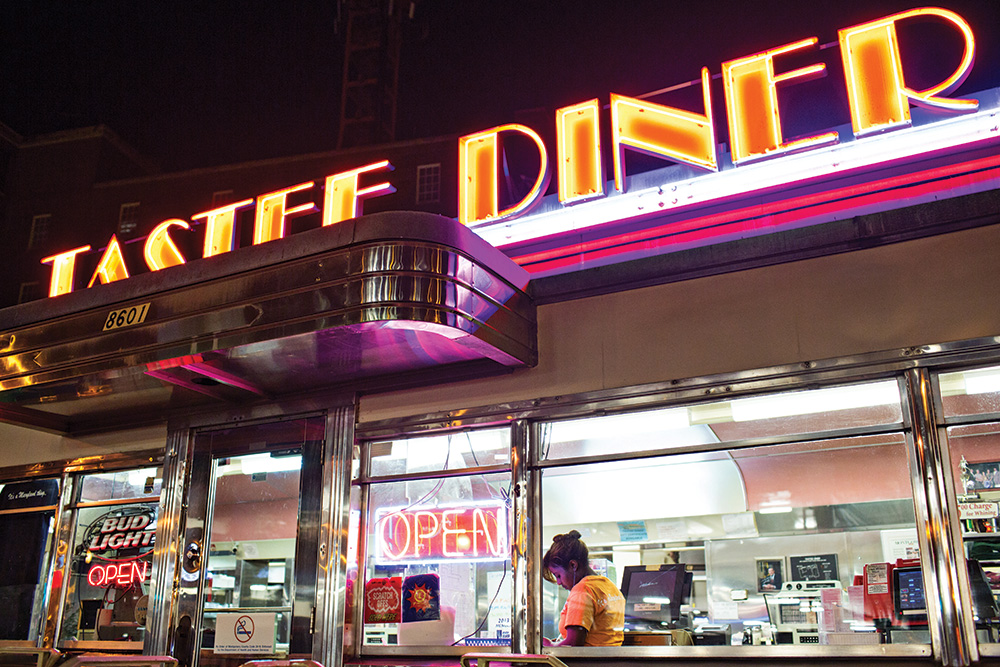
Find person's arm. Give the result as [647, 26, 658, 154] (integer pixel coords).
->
[559, 625, 589, 646]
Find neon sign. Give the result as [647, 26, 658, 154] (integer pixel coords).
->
[460, 7, 978, 225]
[376, 503, 508, 564]
[39, 8, 983, 297]
[88, 513, 155, 552]
[87, 561, 149, 588]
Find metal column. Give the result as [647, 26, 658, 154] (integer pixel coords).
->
[903, 368, 976, 666]
[510, 420, 532, 654]
[312, 404, 357, 667]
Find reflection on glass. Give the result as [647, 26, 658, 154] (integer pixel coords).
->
[541, 420, 927, 647]
[542, 380, 902, 460]
[0, 479, 58, 641]
[945, 421, 1000, 644]
[79, 467, 162, 502]
[369, 428, 510, 477]
[201, 452, 302, 651]
[361, 472, 512, 647]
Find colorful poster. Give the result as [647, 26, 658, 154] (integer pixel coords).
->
[402, 573, 441, 622]
[365, 577, 402, 624]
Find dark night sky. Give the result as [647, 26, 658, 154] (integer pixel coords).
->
[2, 1, 999, 173]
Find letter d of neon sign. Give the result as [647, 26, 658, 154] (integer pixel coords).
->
[458, 124, 550, 225]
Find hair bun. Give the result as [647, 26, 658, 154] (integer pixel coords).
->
[554, 530, 582, 543]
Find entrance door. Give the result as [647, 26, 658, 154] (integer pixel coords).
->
[173, 415, 326, 667]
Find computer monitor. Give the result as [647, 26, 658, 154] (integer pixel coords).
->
[620, 564, 692, 631]
[893, 566, 926, 624]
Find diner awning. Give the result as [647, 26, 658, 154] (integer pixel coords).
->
[0, 211, 536, 435]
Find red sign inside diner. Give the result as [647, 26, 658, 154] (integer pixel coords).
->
[376, 503, 508, 563]
[39, 7, 983, 299]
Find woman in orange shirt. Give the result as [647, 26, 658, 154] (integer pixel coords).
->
[542, 530, 625, 646]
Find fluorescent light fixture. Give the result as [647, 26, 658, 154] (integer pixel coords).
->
[549, 406, 690, 444]
[758, 505, 794, 514]
[962, 367, 1000, 395]
[240, 453, 302, 475]
[730, 381, 898, 422]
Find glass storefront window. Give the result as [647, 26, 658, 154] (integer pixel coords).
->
[358, 428, 512, 649]
[939, 365, 1000, 649]
[0, 478, 60, 641]
[540, 381, 929, 649]
[59, 466, 162, 646]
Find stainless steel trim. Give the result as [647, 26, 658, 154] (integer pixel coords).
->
[146, 427, 189, 655]
[532, 423, 906, 470]
[201, 606, 292, 614]
[0, 505, 58, 515]
[348, 447, 371, 663]
[40, 472, 70, 648]
[358, 463, 511, 485]
[509, 421, 529, 655]
[0, 450, 165, 485]
[312, 404, 356, 667]
[527, 422, 543, 656]
[903, 368, 974, 666]
[46, 473, 75, 648]
[71, 497, 161, 510]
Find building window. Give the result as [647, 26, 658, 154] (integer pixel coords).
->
[58, 466, 162, 646]
[28, 214, 51, 250]
[536, 379, 931, 649]
[17, 281, 42, 304]
[117, 202, 141, 237]
[357, 427, 512, 649]
[212, 190, 234, 207]
[416, 163, 441, 204]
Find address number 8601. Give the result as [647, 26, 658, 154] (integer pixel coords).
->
[103, 303, 151, 331]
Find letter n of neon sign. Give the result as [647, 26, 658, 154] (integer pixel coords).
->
[838, 7, 978, 138]
[611, 67, 719, 192]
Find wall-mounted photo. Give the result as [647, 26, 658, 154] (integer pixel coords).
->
[756, 558, 784, 592]
[964, 460, 1000, 491]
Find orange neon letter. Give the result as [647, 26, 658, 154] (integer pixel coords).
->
[556, 99, 604, 204]
[41, 245, 91, 297]
[87, 236, 130, 288]
[611, 67, 718, 192]
[253, 182, 317, 245]
[191, 199, 254, 259]
[144, 219, 189, 271]
[322, 161, 396, 226]
[458, 124, 550, 225]
[839, 8, 977, 138]
[472, 508, 501, 557]
[722, 38, 838, 164]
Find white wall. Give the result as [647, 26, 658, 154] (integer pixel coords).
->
[359, 224, 1000, 423]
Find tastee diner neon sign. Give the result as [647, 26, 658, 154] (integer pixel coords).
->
[40, 7, 980, 299]
[376, 503, 508, 564]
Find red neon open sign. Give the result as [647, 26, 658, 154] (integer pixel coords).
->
[376, 503, 508, 563]
[87, 560, 149, 588]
